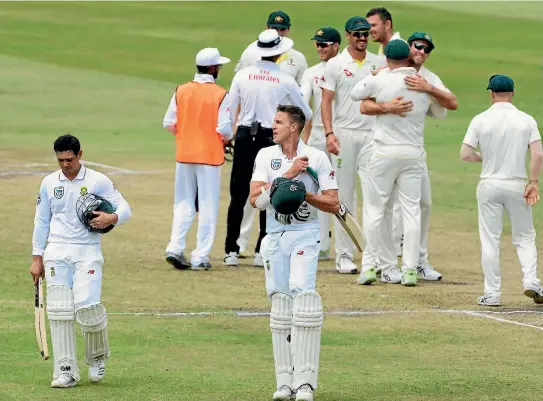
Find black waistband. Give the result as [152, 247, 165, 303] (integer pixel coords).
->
[236, 125, 273, 140]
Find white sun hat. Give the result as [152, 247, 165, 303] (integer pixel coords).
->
[247, 29, 294, 57]
[195, 48, 231, 67]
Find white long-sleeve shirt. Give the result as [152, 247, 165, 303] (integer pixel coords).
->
[300, 61, 327, 127]
[162, 73, 233, 141]
[32, 165, 132, 256]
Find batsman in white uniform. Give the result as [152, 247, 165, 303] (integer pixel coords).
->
[320, 16, 381, 274]
[300, 26, 341, 261]
[249, 105, 339, 401]
[30, 134, 132, 388]
[461, 74, 543, 306]
[351, 39, 446, 287]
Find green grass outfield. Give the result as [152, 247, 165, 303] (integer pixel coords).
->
[2, 2, 543, 400]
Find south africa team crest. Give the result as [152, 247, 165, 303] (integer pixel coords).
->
[54, 186, 64, 199]
[271, 159, 282, 170]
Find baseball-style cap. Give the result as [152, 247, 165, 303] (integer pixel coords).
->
[311, 27, 341, 44]
[384, 39, 410, 60]
[195, 48, 230, 67]
[344, 16, 370, 32]
[486, 74, 515, 92]
[267, 10, 291, 29]
[407, 31, 435, 51]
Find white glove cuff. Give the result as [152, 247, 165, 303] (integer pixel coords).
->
[255, 186, 271, 211]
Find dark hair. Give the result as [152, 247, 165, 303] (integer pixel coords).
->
[262, 55, 280, 62]
[54, 134, 80, 155]
[197, 65, 213, 74]
[366, 7, 393, 29]
[277, 105, 306, 133]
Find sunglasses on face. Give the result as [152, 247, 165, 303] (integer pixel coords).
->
[316, 42, 332, 48]
[350, 31, 369, 38]
[413, 43, 431, 54]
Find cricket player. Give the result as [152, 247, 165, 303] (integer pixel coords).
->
[224, 29, 313, 267]
[366, 7, 400, 58]
[300, 26, 341, 261]
[320, 16, 381, 274]
[250, 105, 339, 401]
[30, 134, 132, 388]
[351, 39, 446, 286]
[162, 47, 233, 271]
[461, 74, 543, 306]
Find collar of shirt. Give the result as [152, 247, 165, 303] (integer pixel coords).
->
[341, 47, 367, 67]
[193, 73, 216, 83]
[489, 102, 517, 111]
[59, 165, 87, 181]
[278, 139, 306, 160]
[255, 60, 280, 71]
[389, 66, 418, 75]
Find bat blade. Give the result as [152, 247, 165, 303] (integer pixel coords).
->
[34, 278, 49, 360]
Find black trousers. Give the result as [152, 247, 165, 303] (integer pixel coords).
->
[225, 126, 274, 254]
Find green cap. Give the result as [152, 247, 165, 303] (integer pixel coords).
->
[267, 10, 291, 29]
[486, 74, 515, 92]
[311, 27, 341, 44]
[407, 31, 435, 51]
[384, 39, 410, 60]
[344, 16, 370, 32]
[270, 178, 306, 215]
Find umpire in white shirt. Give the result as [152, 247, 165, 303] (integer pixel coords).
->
[224, 29, 313, 266]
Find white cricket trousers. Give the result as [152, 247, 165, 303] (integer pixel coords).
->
[365, 145, 423, 271]
[331, 127, 372, 261]
[166, 162, 221, 265]
[476, 179, 541, 297]
[237, 199, 257, 252]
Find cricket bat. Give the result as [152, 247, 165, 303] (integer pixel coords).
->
[34, 278, 49, 360]
[306, 166, 364, 252]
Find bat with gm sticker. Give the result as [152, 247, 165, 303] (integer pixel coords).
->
[306, 166, 364, 252]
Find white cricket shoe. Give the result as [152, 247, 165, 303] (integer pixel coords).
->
[88, 358, 105, 382]
[238, 239, 249, 258]
[380, 266, 402, 284]
[295, 384, 314, 401]
[273, 385, 295, 400]
[417, 263, 442, 281]
[253, 252, 264, 267]
[336, 253, 358, 274]
[223, 252, 239, 266]
[477, 294, 501, 306]
[524, 284, 543, 304]
[51, 374, 76, 388]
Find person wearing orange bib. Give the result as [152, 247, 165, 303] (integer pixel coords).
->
[162, 48, 233, 271]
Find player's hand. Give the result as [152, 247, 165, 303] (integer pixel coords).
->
[326, 134, 340, 155]
[285, 156, 309, 178]
[293, 201, 311, 222]
[371, 65, 386, 76]
[524, 182, 540, 206]
[90, 211, 118, 229]
[30, 257, 45, 285]
[384, 96, 413, 117]
[405, 74, 432, 93]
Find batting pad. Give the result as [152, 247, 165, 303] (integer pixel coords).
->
[291, 290, 323, 391]
[270, 292, 294, 388]
[76, 303, 110, 365]
[46, 285, 80, 381]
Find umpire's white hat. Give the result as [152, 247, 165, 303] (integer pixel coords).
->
[247, 29, 293, 57]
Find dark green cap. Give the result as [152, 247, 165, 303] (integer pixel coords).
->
[486, 74, 515, 92]
[407, 31, 435, 51]
[270, 178, 306, 215]
[267, 10, 291, 29]
[311, 27, 341, 44]
[344, 16, 370, 32]
[384, 39, 410, 60]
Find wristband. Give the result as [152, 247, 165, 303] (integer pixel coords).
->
[325, 132, 334, 138]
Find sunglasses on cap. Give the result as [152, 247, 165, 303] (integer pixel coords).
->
[350, 31, 369, 38]
[316, 42, 333, 48]
[412, 42, 432, 54]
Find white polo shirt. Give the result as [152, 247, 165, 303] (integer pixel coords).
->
[463, 102, 541, 181]
[228, 60, 313, 129]
[300, 61, 327, 128]
[319, 47, 381, 131]
[32, 165, 132, 256]
[234, 47, 308, 86]
[378, 32, 401, 57]
[251, 140, 338, 233]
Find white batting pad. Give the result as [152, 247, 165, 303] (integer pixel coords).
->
[291, 290, 323, 391]
[46, 285, 80, 381]
[270, 292, 294, 388]
[76, 303, 110, 365]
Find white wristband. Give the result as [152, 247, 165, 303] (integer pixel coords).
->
[255, 186, 271, 211]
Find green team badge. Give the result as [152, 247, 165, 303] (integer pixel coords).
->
[80, 186, 88, 196]
[337, 158, 343, 168]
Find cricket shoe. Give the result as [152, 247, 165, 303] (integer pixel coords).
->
[524, 284, 543, 304]
[165, 252, 191, 270]
[401, 268, 417, 286]
[318, 249, 331, 261]
[417, 263, 442, 281]
[381, 266, 402, 284]
[88, 358, 105, 383]
[273, 385, 295, 400]
[223, 252, 239, 266]
[192, 262, 212, 271]
[477, 294, 501, 306]
[238, 239, 249, 258]
[336, 253, 358, 274]
[254, 252, 264, 267]
[295, 384, 314, 401]
[357, 267, 377, 285]
[51, 374, 77, 388]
